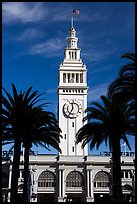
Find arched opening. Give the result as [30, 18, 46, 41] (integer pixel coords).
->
[66, 171, 84, 187]
[37, 170, 56, 202]
[94, 171, 111, 188]
[122, 184, 133, 202]
[65, 171, 85, 202]
[94, 171, 111, 202]
[122, 184, 133, 191]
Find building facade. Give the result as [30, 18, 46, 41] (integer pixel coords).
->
[2, 153, 135, 202]
[2, 23, 135, 202]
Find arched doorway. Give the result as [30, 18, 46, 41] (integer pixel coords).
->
[122, 184, 133, 202]
[93, 171, 111, 202]
[65, 171, 85, 202]
[37, 170, 56, 202]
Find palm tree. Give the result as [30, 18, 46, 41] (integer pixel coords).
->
[2, 84, 62, 202]
[22, 107, 62, 202]
[76, 95, 135, 202]
[2, 84, 26, 202]
[108, 53, 135, 102]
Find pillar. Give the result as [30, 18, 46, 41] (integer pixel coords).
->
[87, 169, 90, 198]
[86, 167, 94, 202]
[8, 168, 12, 202]
[58, 167, 65, 202]
[30, 168, 37, 202]
[59, 169, 62, 197]
[89, 170, 94, 200]
[62, 169, 65, 199]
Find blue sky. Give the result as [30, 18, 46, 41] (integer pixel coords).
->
[2, 2, 135, 155]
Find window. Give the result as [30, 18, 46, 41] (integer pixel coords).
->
[125, 171, 129, 178]
[38, 171, 56, 188]
[121, 171, 124, 178]
[75, 51, 77, 59]
[18, 184, 24, 191]
[68, 73, 70, 83]
[64, 134, 66, 139]
[63, 73, 66, 83]
[72, 122, 74, 127]
[69, 51, 71, 59]
[122, 184, 132, 191]
[72, 52, 73, 59]
[72, 73, 74, 83]
[72, 147, 74, 152]
[76, 74, 79, 83]
[94, 171, 111, 188]
[66, 171, 84, 187]
[80, 73, 83, 83]
[21, 170, 24, 178]
[121, 170, 132, 179]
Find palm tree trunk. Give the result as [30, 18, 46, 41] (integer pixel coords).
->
[10, 138, 21, 202]
[22, 145, 30, 202]
[111, 137, 122, 202]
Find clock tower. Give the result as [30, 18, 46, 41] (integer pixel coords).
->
[58, 24, 88, 156]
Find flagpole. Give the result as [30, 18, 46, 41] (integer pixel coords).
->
[124, 144, 126, 155]
[71, 15, 73, 28]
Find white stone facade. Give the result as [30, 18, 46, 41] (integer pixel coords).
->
[5, 154, 134, 202]
[58, 26, 88, 156]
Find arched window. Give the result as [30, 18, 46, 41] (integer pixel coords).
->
[94, 171, 111, 188]
[66, 171, 84, 187]
[18, 184, 24, 191]
[38, 171, 56, 187]
[122, 184, 133, 191]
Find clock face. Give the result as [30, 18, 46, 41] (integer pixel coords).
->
[64, 100, 82, 118]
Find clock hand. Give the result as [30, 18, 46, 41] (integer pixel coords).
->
[69, 103, 74, 115]
[72, 103, 74, 112]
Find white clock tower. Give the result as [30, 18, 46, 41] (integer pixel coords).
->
[58, 23, 88, 156]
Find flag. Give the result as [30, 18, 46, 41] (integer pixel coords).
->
[72, 10, 80, 15]
[121, 142, 126, 146]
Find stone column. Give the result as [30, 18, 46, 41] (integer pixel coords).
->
[86, 167, 94, 202]
[89, 170, 94, 200]
[8, 168, 12, 202]
[62, 169, 65, 199]
[58, 167, 65, 202]
[58, 169, 63, 202]
[30, 169, 37, 202]
[87, 169, 90, 198]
